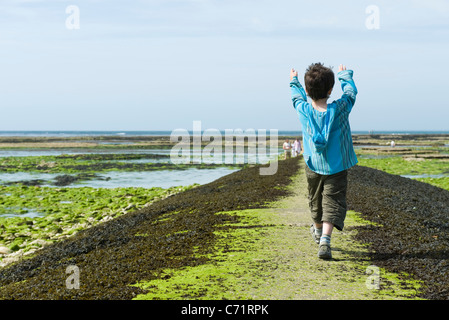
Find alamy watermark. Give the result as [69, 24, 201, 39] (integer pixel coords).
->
[170, 121, 279, 175]
[365, 5, 380, 30]
[66, 265, 80, 289]
[66, 5, 80, 30]
[365, 265, 380, 290]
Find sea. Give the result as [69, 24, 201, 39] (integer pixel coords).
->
[0, 130, 448, 137]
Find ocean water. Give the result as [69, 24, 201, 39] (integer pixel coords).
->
[0, 130, 448, 137]
[0, 167, 240, 189]
[0, 130, 302, 137]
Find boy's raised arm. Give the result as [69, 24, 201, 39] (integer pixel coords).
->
[337, 64, 358, 112]
[289, 68, 308, 115]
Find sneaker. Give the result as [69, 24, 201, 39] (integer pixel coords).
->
[310, 224, 320, 244]
[318, 244, 332, 260]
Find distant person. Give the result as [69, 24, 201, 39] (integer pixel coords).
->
[293, 138, 302, 157]
[283, 139, 292, 159]
[290, 63, 358, 259]
[390, 140, 396, 147]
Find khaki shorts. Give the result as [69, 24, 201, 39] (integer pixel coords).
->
[304, 164, 348, 231]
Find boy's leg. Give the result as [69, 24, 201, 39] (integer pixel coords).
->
[322, 221, 334, 235]
[316, 170, 347, 260]
[319, 221, 334, 248]
[304, 165, 324, 228]
[305, 165, 324, 224]
[317, 221, 335, 260]
[321, 169, 348, 232]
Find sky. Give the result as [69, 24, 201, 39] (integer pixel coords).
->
[0, 0, 448, 132]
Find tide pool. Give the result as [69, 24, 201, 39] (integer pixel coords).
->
[0, 167, 240, 189]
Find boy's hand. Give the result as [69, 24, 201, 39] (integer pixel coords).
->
[338, 64, 347, 72]
[290, 68, 298, 81]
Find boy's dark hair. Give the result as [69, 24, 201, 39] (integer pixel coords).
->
[304, 63, 335, 100]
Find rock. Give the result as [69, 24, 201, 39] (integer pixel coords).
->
[37, 160, 57, 169]
[100, 216, 113, 223]
[29, 239, 50, 248]
[0, 255, 21, 268]
[0, 246, 10, 255]
[54, 174, 78, 186]
[125, 204, 136, 211]
[24, 249, 37, 256]
[5, 179, 45, 186]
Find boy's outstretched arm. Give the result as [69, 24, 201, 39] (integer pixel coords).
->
[337, 64, 358, 113]
[290, 68, 298, 81]
[289, 68, 308, 115]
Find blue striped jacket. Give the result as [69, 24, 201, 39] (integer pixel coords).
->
[290, 70, 358, 175]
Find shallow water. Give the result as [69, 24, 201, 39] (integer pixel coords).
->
[0, 167, 240, 189]
[0, 207, 45, 218]
[0, 148, 282, 160]
[0, 172, 58, 185]
[356, 154, 395, 159]
[67, 167, 240, 188]
[401, 173, 448, 179]
[0, 147, 279, 189]
[354, 145, 433, 149]
[0, 149, 172, 158]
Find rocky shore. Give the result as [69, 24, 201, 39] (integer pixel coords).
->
[347, 165, 449, 300]
[0, 156, 448, 299]
[0, 158, 299, 299]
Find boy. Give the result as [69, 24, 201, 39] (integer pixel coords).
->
[289, 63, 358, 259]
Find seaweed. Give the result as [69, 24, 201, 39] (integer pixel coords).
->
[347, 165, 449, 300]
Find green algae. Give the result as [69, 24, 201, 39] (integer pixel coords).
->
[357, 156, 449, 192]
[0, 184, 196, 261]
[414, 177, 449, 191]
[357, 156, 449, 176]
